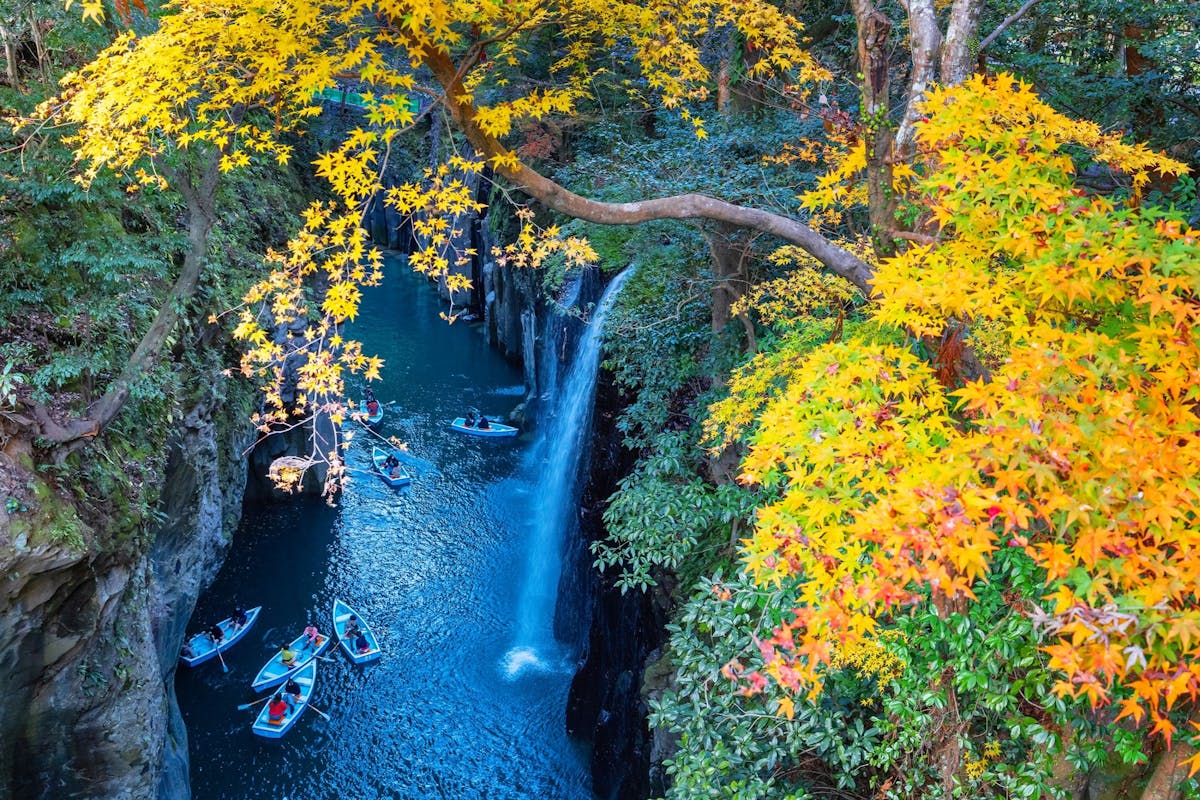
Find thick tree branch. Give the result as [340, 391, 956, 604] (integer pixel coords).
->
[421, 47, 877, 294]
[29, 403, 96, 443]
[1164, 93, 1200, 123]
[849, 0, 898, 253]
[891, 229, 936, 244]
[941, 0, 985, 86]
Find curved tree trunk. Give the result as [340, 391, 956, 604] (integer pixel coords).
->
[31, 148, 222, 450]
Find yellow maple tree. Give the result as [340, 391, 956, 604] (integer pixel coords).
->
[45, 0, 844, 491]
[714, 74, 1198, 757]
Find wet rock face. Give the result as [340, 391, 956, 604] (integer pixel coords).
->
[565, 367, 665, 800]
[0, 396, 250, 800]
[149, 405, 253, 799]
[483, 261, 541, 369]
[0, 522, 163, 799]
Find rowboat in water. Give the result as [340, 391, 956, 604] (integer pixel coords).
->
[372, 447, 411, 487]
[362, 395, 381, 424]
[251, 661, 317, 738]
[250, 628, 331, 692]
[180, 606, 262, 667]
[332, 598, 382, 664]
[448, 417, 518, 438]
[347, 398, 384, 426]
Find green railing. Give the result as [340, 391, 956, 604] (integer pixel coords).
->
[313, 87, 420, 114]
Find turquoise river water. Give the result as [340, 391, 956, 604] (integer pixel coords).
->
[176, 256, 594, 799]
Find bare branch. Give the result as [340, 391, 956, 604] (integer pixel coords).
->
[978, 0, 1042, 54]
[890, 229, 937, 245]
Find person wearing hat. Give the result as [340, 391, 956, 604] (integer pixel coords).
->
[229, 606, 248, 632]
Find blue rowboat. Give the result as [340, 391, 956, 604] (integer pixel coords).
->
[347, 398, 384, 426]
[372, 447, 411, 487]
[448, 417, 518, 438]
[332, 599, 381, 664]
[250, 628, 332, 693]
[180, 606, 262, 667]
[362, 395, 381, 424]
[251, 661, 316, 738]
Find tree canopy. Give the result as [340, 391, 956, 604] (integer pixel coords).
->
[26, 0, 1200, 794]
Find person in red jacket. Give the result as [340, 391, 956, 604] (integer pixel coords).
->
[267, 693, 289, 724]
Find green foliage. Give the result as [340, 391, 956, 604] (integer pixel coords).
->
[652, 549, 1156, 800]
[1148, 173, 1199, 218]
[992, 0, 1200, 162]
[594, 431, 754, 591]
[8, 474, 91, 552]
[558, 110, 825, 212]
[653, 572, 889, 799]
[868, 552, 1077, 798]
[0, 25, 311, 552]
[0, 362, 25, 406]
[598, 235, 711, 447]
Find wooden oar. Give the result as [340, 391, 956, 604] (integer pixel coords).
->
[309, 705, 331, 721]
[215, 644, 229, 674]
[237, 696, 271, 711]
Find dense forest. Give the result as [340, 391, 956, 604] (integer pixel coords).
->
[2, 0, 1199, 798]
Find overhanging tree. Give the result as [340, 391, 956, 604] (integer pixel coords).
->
[42, 0, 1200, 790]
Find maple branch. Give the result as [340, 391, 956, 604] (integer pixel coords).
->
[890, 229, 936, 245]
[1163, 93, 1200, 124]
[421, 47, 877, 295]
[977, 0, 1042, 54]
[461, 2, 551, 65]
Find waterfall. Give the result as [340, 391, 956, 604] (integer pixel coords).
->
[503, 268, 634, 678]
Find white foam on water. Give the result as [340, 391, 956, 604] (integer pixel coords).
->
[501, 646, 546, 678]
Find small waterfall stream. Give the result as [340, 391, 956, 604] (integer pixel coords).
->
[504, 268, 634, 678]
